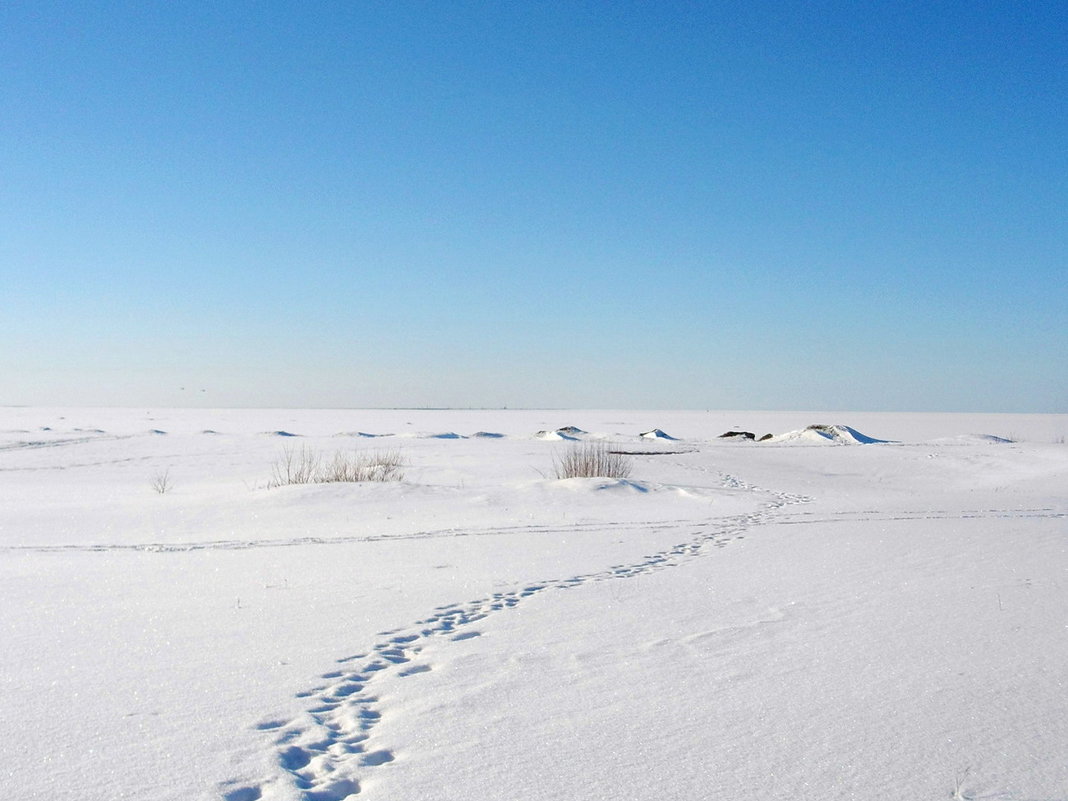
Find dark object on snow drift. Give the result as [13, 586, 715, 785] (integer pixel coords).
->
[758, 433, 774, 441]
[719, 431, 755, 440]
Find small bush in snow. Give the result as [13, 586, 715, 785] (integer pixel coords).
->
[270, 447, 404, 487]
[553, 441, 632, 480]
[150, 468, 173, 494]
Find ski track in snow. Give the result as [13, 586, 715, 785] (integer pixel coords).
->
[5, 507, 1062, 557]
[3, 518, 704, 554]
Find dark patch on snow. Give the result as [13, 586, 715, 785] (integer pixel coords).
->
[719, 431, 755, 440]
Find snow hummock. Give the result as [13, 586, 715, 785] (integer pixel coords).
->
[930, 433, 1017, 445]
[533, 429, 578, 440]
[762, 423, 889, 445]
[718, 430, 756, 440]
[556, 425, 587, 436]
[639, 428, 678, 440]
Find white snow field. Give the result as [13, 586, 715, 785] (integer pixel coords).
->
[2, 408, 1066, 801]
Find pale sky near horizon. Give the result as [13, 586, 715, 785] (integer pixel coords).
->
[2, 2, 1065, 412]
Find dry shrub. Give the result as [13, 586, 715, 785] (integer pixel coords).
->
[150, 468, 172, 494]
[270, 446, 404, 487]
[553, 441, 632, 479]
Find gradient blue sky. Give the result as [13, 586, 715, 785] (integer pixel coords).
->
[2, 1, 1065, 411]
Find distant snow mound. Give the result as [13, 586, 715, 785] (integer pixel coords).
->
[556, 425, 587, 436]
[765, 424, 888, 445]
[534, 430, 578, 441]
[472, 431, 506, 439]
[334, 431, 393, 438]
[264, 430, 300, 437]
[640, 428, 678, 440]
[423, 432, 465, 439]
[931, 433, 1016, 445]
[718, 430, 755, 440]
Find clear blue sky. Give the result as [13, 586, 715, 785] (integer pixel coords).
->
[2, 1, 1065, 411]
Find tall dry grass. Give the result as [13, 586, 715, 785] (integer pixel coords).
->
[553, 441, 632, 479]
[270, 447, 404, 487]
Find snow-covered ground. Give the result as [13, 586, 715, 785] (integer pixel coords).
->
[2, 408, 1066, 801]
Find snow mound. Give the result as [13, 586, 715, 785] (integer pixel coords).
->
[471, 431, 506, 439]
[764, 424, 888, 445]
[548, 478, 717, 498]
[334, 431, 393, 438]
[264, 430, 300, 437]
[552, 477, 652, 493]
[556, 425, 587, 435]
[640, 428, 678, 440]
[534, 430, 579, 441]
[930, 433, 1016, 445]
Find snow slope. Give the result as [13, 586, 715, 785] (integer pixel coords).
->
[1, 408, 1066, 801]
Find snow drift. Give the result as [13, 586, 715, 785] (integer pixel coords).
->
[762, 423, 889, 445]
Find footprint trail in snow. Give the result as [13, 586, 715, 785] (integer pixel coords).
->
[220, 475, 809, 801]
